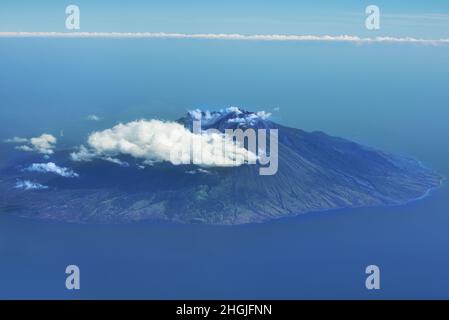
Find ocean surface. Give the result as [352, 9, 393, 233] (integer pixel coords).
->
[0, 38, 448, 299]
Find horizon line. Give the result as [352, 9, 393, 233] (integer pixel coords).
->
[1, 32, 449, 44]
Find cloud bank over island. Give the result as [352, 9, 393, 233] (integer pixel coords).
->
[70, 118, 257, 167]
[1, 32, 448, 44]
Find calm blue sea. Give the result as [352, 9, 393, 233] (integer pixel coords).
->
[0, 38, 448, 299]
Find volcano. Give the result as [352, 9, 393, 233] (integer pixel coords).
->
[0, 108, 442, 224]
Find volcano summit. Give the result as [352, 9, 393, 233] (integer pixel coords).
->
[0, 108, 442, 225]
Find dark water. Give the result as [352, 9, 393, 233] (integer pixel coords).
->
[0, 39, 448, 299]
[0, 183, 448, 299]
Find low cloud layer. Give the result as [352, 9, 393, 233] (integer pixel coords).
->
[5, 134, 57, 155]
[71, 119, 256, 167]
[23, 162, 79, 178]
[14, 180, 48, 190]
[0, 32, 448, 44]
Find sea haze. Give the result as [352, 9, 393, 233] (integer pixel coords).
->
[0, 38, 448, 298]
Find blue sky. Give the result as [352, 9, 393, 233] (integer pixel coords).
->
[1, 0, 448, 37]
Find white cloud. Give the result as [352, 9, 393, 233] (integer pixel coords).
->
[70, 145, 129, 166]
[0, 32, 448, 44]
[70, 145, 95, 162]
[23, 162, 79, 178]
[225, 109, 272, 125]
[14, 180, 48, 190]
[256, 111, 271, 119]
[227, 106, 243, 114]
[6, 134, 57, 155]
[15, 145, 33, 152]
[186, 168, 211, 175]
[70, 119, 257, 167]
[102, 156, 129, 167]
[87, 114, 102, 121]
[189, 107, 271, 126]
[4, 137, 29, 143]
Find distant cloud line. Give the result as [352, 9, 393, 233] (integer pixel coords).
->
[1, 32, 449, 44]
